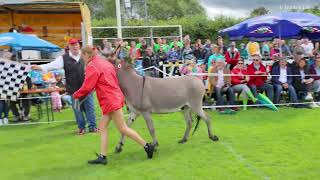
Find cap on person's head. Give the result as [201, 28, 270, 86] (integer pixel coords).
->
[68, 38, 79, 45]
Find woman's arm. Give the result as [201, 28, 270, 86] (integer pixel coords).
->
[73, 65, 100, 99]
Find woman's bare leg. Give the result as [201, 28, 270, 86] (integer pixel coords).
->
[111, 108, 146, 146]
[99, 114, 112, 156]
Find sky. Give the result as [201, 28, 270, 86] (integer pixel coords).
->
[201, 0, 320, 18]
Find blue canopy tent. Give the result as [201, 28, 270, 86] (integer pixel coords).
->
[219, 12, 320, 41]
[0, 32, 61, 52]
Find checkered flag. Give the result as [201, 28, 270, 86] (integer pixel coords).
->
[0, 58, 31, 101]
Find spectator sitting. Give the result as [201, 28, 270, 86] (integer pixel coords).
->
[169, 37, 184, 49]
[246, 40, 261, 57]
[101, 39, 114, 56]
[161, 38, 170, 53]
[231, 59, 258, 109]
[182, 43, 194, 61]
[292, 58, 315, 102]
[208, 45, 224, 71]
[0, 100, 9, 125]
[239, 43, 248, 59]
[262, 41, 271, 58]
[270, 43, 280, 58]
[153, 38, 163, 53]
[280, 40, 293, 57]
[10, 76, 32, 122]
[225, 42, 240, 70]
[156, 45, 168, 78]
[293, 40, 305, 57]
[309, 54, 320, 103]
[247, 55, 274, 101]
[137, 39, 148, 57]
[167, 42, 182, 62]
[208, 58, 236, 112]
[129, 41, 141, 61]
[271, 58, 300, 107]
[193, 42, 204, 60]
[180, 59, 203, 80]
[301, 38, 314, 58]
[217, 36, 227, 54]
[142, 47, 158, 77]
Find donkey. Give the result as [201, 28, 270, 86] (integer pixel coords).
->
[113, 59, 219, 153]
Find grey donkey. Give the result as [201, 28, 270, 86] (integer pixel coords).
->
[113, 59, 219, 153]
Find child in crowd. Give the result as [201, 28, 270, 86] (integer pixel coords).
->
[45, 72, 62, 112]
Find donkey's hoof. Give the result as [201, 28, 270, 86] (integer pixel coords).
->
[178, 139, 187, 144]
[115, 146, 123, 153]
[210, 135, 219, 141]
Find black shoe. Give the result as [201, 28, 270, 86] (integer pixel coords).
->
[144, 143, 155, 159]
[88, 154, 107, 165]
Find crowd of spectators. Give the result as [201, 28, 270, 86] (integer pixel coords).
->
[96, 35, 320, 112]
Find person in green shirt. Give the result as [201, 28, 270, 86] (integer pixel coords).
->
[136, 37, 144, 49]
[208, 45, 225, 71]
[169, 37, 183, 49]
[153, 38, 162, 53]
[239, 43, 249, 60]
[162, 38, 170, 53]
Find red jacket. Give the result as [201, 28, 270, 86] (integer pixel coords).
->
[231, 67, 247, 85]
[225, 50, 240, 66]
[247, 63, 268, 87]
[73, 55, 125, 115]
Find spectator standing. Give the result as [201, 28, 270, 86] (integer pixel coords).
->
[32, 39, 97, 135]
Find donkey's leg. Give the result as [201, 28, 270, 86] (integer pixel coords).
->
[115, 111, 139, 153]
[141, 112, 159, 147]
[179, 106, 193, 144]
[191, 104, 219, 142]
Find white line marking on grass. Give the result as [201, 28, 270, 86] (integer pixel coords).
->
[0, 114, 130, 126]
[221, 142, 271, 180]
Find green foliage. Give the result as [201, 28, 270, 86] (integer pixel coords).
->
[303, 4, 320, 16]
[147, 0, 205, 20]
[250, 7, 269, 17]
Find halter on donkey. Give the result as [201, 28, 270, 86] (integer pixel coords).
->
[111, 45, 219, 153]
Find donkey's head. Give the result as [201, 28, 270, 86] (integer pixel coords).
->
[111, 46, 135, 74]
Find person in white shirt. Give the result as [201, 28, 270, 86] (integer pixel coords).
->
[31, 38, 97, 135]
[271, 58, 299, 107]
[301, 38, 314, 57]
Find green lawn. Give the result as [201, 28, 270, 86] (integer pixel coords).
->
[0, 106, 319, 180]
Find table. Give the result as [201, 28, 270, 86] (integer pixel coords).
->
[20, 88, 64, 123]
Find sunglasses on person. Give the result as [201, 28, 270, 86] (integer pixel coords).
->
[238, 62, 244, 64]
[253, 59, 260, 61]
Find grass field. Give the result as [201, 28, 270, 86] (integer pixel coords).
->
[0, 106, 319, 180]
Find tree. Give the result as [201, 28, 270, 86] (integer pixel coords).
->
[250, 7, 269, 17]
[303, 4, 320, 16]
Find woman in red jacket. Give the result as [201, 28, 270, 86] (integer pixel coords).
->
[73, 46, 154, 165]
[231, 59, 257, 108]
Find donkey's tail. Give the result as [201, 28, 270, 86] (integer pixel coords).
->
[192, 115, 201, 135]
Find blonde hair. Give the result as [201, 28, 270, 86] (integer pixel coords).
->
[81, 45, 97, 58]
